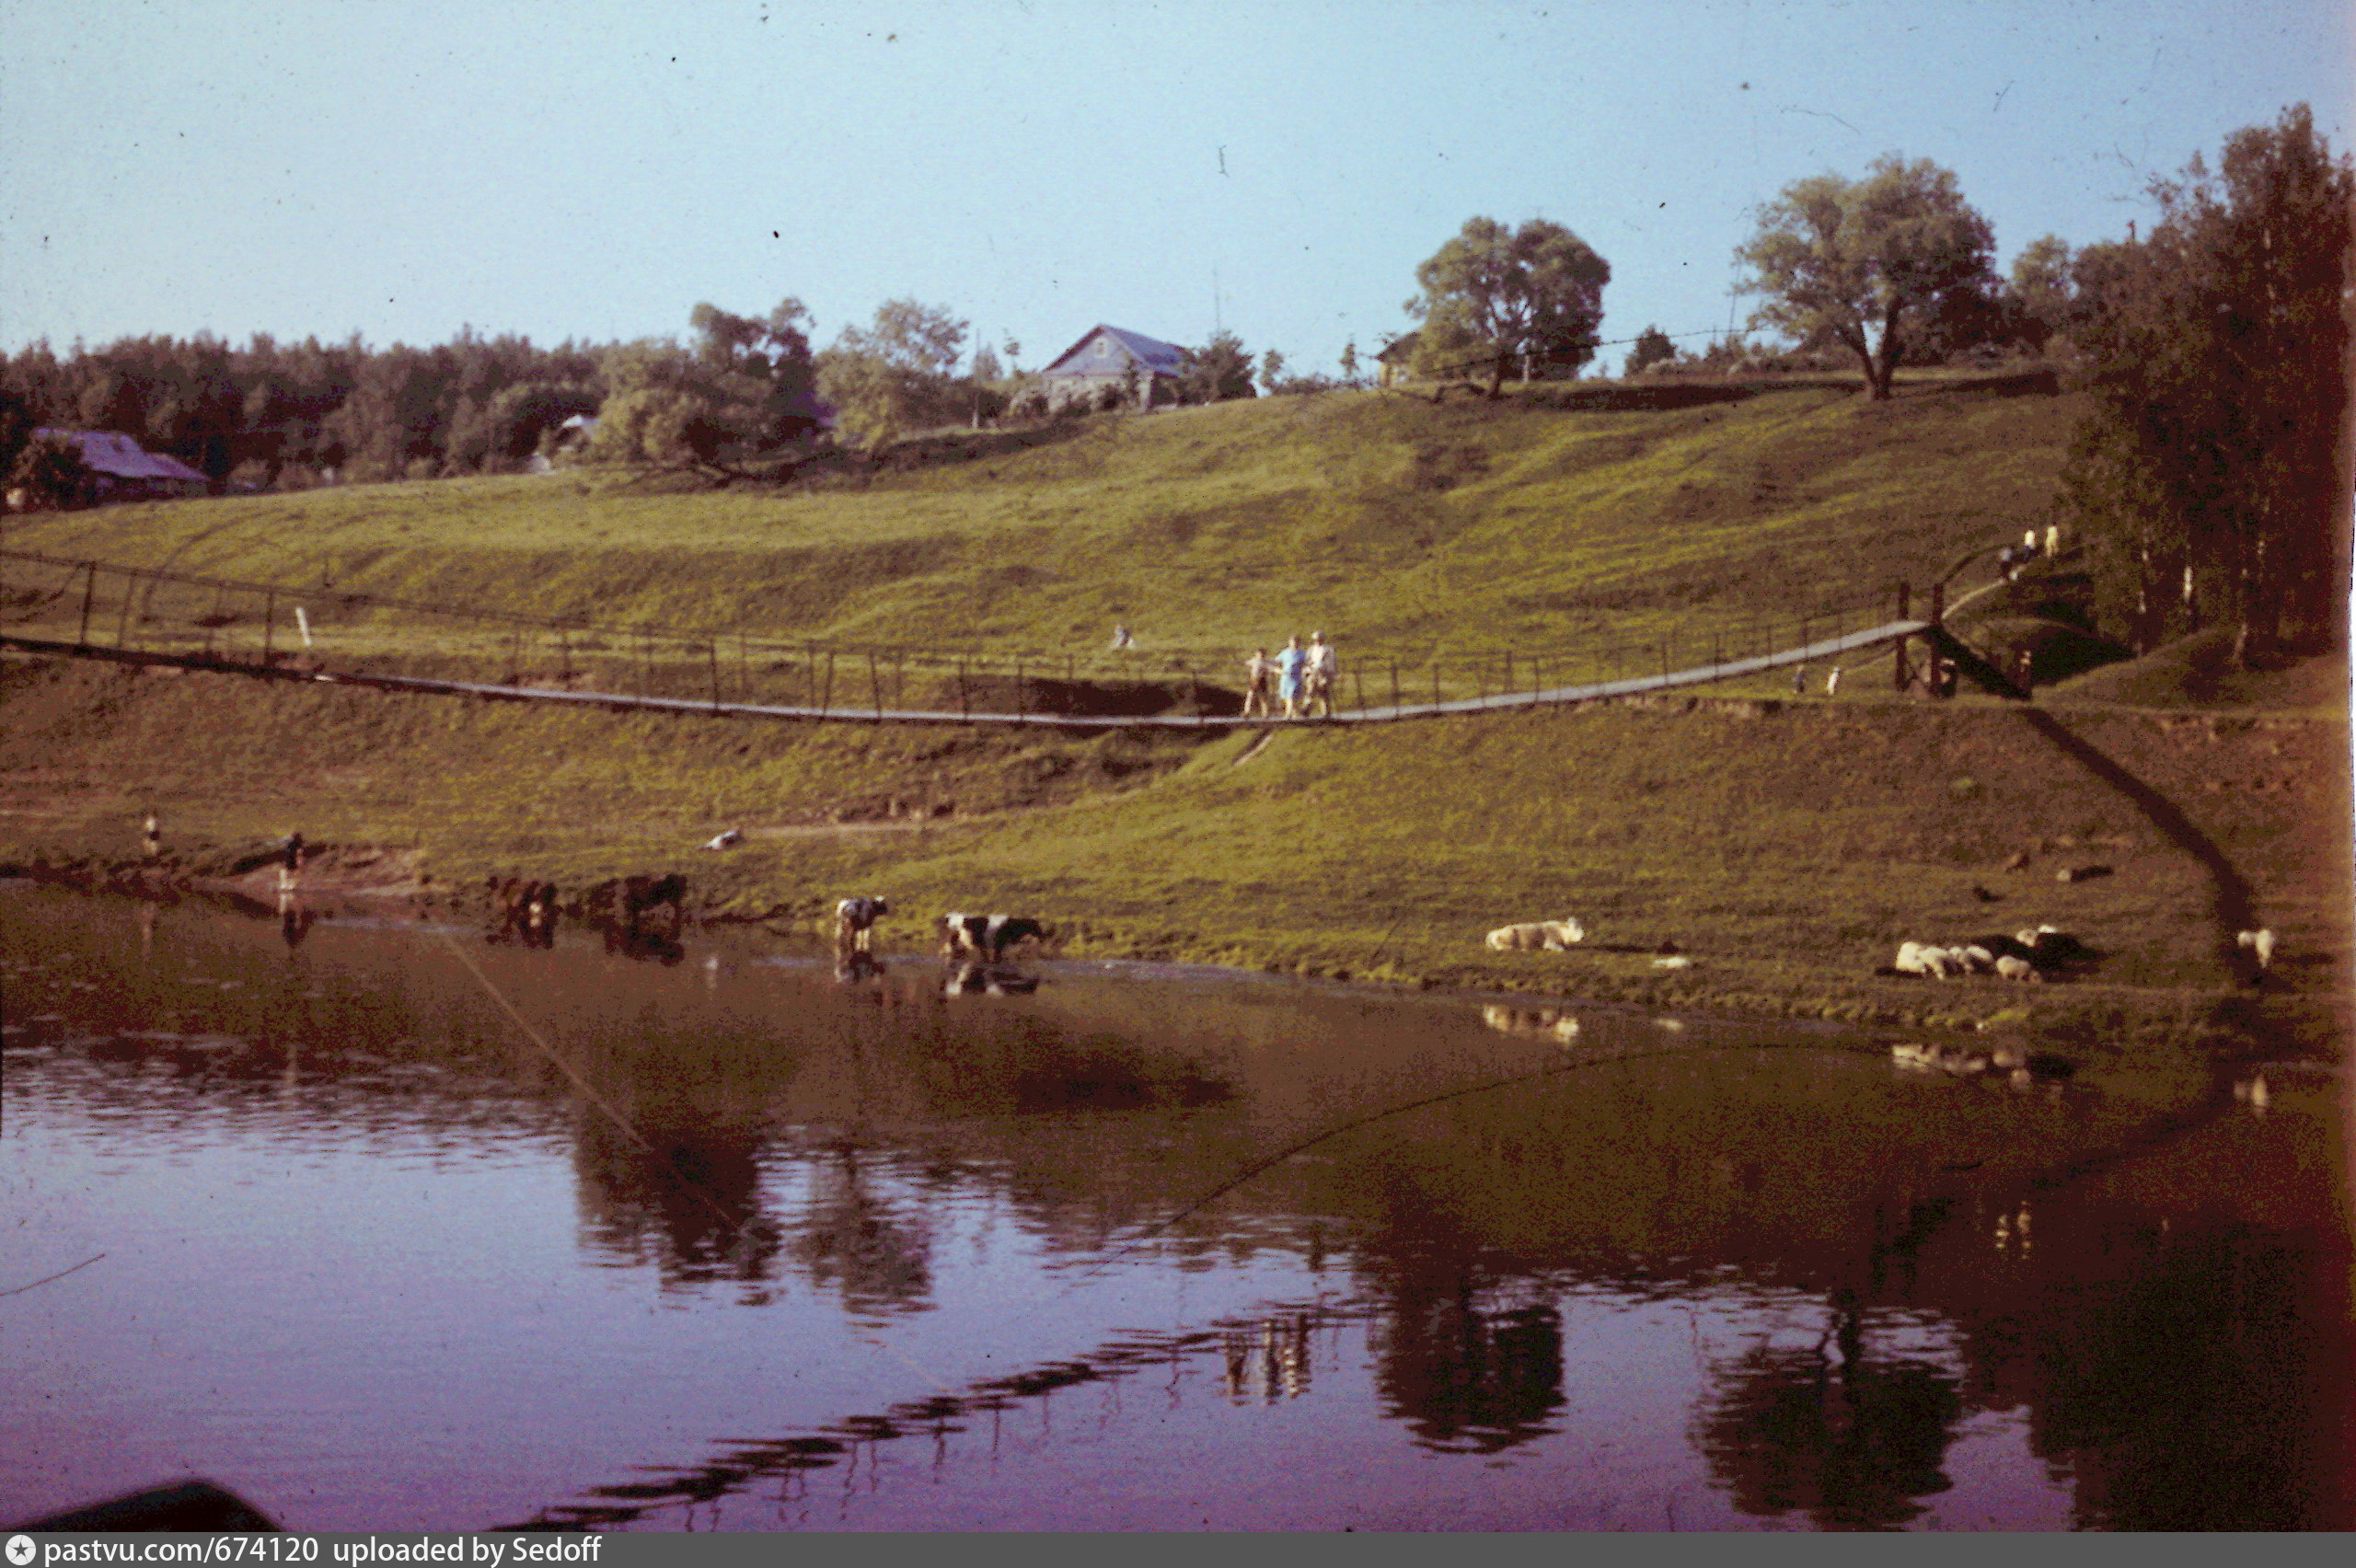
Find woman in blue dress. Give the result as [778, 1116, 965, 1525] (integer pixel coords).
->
[1276, 634, 1308, 719]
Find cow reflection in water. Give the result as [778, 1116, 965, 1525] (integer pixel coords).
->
[942, 961, 1039, 997]
[1692, 1287, 1965, 1529]
[603, 924, 687, 965]
[277, 890, 316, 951]
[1223, 1315, 1314, 1404]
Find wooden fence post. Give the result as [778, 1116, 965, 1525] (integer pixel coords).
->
[1015, 658, 1026, 720]
[1894, 581, 1912, 692]
[1390, 659, 1400, 716]
[823, 651, 836, 716]
[264, 588, 276, 666]
[710, 640, 723, 711]
[77, 560, 96, 648]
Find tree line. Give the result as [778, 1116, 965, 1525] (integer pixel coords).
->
[5, 105, 2344, 657]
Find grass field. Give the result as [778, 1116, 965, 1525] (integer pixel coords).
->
[3, 374, 2345, 1064]
[2, 376, 2077, 674]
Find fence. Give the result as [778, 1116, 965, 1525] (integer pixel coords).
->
[0, 546, 1934, 729]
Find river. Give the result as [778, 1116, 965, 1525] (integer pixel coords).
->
[3, 882, 2347, 1530]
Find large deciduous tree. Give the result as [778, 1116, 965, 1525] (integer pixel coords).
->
[1736, 155, 1996, 399]
[1406, 217, 1611, 398]
[2060, 104, 2355, 657]
[816, 298, 969, 450]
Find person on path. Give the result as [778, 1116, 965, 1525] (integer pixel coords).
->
[1242, 648, 1274, 719]
[1304, 631, 1338, 719]
[1276, 635, 1308, 720]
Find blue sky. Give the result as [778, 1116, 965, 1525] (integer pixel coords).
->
[2, 0, 2348, 375]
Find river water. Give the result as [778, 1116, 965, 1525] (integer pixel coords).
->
[3, 882, 2348, 1531]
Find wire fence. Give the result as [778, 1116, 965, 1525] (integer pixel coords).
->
[0, 546, 1928, 726]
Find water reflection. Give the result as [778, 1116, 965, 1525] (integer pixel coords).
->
[3, 884, 2348, 1532]
[1692, 1292, 1966, 1529]
[1369, 1286, 1565, 1454]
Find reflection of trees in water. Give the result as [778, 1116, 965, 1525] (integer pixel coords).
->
[1364, 1274, 1565, 1455]
[571, 1114, 780, 1297]
[1692, 1290, 1964, 1529]
[2014, 1228, 2347, 1529]
[783, 1145, 936, 1322]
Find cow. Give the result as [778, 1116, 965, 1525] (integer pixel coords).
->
[583, 872, 688, 939]
[939, 912, 1048, 962]
[835, 895, 890, 955]
[487, 876, 560, 947]
[1484, 917, 1586, 952]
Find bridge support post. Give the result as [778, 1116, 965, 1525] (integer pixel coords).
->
[1927, 582, 1946, 699]
[1893, 581, 1911, 692]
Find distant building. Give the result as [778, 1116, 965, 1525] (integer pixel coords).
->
[29, 429, 210, 502]
[1037, 325, 1188, 409]
[1374, 331, 1420, 388]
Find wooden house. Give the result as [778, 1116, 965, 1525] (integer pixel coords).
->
[1374, 331, 1420, 388]
[1037, 325, 1188, 409]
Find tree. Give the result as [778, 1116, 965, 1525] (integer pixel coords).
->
[1338, 340, 1361, 388]
[816, 298, 970, 449]
[1405, 216, 1611, 398]
[2005, 236, 2076, 352]
[1624, 326, 1678, 376]
[2059, 104, 2354, 657]
[6, 432, 93, 509]
[1257, 348, 1287, 394]
[689, 296, 825, 447]
[1178, 330, 1256, 403]
[1735, 155, 1996, 398]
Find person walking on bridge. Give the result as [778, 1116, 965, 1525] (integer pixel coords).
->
[1242, 648, 1274, 719]
[1304, 631, 1338, 719]
[1276, 635, 1308, 720]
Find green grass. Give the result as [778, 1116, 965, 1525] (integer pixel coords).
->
[4, 372, 2345, 1062]
[3, 377, 2078, 674]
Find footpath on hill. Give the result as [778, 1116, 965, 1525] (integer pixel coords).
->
[2, 653, 2344, 1072]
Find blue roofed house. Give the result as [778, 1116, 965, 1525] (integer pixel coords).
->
[1037, 326, 1188, 410]
[23, 429, 210, 505]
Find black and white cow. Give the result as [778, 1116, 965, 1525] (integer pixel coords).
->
[835, 895, 890, 954]
[938, 912, 1047, 962]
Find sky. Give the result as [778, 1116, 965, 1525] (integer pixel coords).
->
[1, 0, 2350, 376]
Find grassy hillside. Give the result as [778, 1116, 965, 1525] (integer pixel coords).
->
[2, 654, 2344, 1062]
[3, 377, 2078, 671]
[6, 373, 2343, 1061]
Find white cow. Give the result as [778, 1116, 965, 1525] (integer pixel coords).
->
[1485, 918, 1587, 952]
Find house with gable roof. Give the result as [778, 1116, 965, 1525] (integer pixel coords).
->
[24, 429, 210, 505]
[1036, 325, 1188, 410]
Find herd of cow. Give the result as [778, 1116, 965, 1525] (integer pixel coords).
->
[485, 875, 1051, 973]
